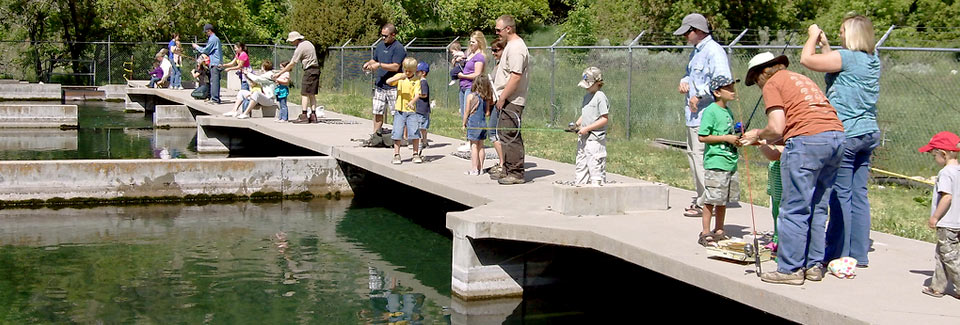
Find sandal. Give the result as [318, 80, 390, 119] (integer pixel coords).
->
[922, 286, 945, 298]
[683, 205, 703, 217]
[712, 230, 730, 241]
[698, 232, 717, 247]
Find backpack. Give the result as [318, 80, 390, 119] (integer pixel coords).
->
[361, 131, 394, 148]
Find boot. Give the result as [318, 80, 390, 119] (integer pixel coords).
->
[291, 112, 309, 124]
[308, 111, 318, 124]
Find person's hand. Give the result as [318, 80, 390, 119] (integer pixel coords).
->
[688, 96, 700, 113]
[678, 81, 689, 94]
[930, 216, 939, 229]
[739, 129, 760, 146]
[461, 123, 467, 131]
[724, 134, 739, 145]
[577, 127, 589, 136]
[496, 100, 504, 110]
[808, 24, 823, 42]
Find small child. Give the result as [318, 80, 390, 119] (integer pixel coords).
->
[414, 62, 431, 154]
[696, 75, 741, 247]
[386, 57, 422, 165]
[274, 61, 291, 123]
[919, 131, 960, 298]
[191, 56, 211, 99]
[147, 61, 163, 88]
[462, 74, 493, 176]
[172, 41, 183, 90]
[448, 42, 465, 86]
[574, 67, 609, 185]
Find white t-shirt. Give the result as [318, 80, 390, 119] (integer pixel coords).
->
[933, 164, 960, 228]
[159, 58, 172, 82]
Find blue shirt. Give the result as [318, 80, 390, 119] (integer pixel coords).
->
[374, 40, 406, 90]
[197, 34, 222, 66]
[415, 79, 430, 115]
[681, 35, 732, 127]
[825, 49, 881, 138]
[168, 39, 176, 61]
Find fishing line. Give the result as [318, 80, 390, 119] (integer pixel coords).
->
[733, 83, 763, 276]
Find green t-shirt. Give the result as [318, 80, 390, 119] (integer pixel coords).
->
[698, 102, 738, 171]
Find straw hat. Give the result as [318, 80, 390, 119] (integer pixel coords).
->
[287, 31, 305, 43]
[745, 52, 789, 86]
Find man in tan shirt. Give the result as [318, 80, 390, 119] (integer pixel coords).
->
[492, 15, 530, 185]
[276, 31, 321, 123]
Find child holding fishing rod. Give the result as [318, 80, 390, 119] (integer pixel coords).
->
[696, 75, 741, 247]
[573, 67, 609, 186]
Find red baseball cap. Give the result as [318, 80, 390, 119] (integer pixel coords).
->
[919, 131, 960, 152]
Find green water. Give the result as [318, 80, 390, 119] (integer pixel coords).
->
[0, 199, 452, 323]
[0, 101, 196, 160]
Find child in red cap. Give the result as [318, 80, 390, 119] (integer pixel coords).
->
[919, 131, 960, 298]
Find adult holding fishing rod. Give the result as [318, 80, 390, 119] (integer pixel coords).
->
[739, 52, 845, 285]
[193, 24, 223, 104]
[800, 15, 881, 269]
[673, 13, 733, 218]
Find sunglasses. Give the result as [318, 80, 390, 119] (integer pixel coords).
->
[492, 48, 502, 53]
[381, 34, 391, 38]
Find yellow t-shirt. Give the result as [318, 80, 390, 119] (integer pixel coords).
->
[395, 78, 421, 113]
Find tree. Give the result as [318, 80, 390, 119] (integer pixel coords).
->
[436, 0, 552, 34]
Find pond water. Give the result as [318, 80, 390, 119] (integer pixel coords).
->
[0, 101, 197, 160]
[0, 196, 788, 324]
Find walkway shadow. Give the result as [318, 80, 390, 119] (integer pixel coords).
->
[422, 155, 445, 163]
[524, 169, 555, 182]
[910, 269, 934, 277]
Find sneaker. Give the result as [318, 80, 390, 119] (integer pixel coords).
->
[457, 143, 469, 152]
[316, 106, 326, 118]
[760, 270, 805, 285]
[236, 114, 249, 119]
[464, 170, 480, 176]
[291, 113, 309, 124]
[805, 264, 824, 282]
[308, 112, 318, 124]
[391, 154, 402, 165]
[412, 154, 423, 164]
[274, 119, 287, 123]
[498, 175, 526, 185]
[489, 169, 505, 180]
[222, 111, 236, 117]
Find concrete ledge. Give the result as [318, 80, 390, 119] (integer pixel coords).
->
[0, 157, 351, 200]
[98, 85, 127, 100]
[0, 83, 61, 100]
[154, 104, 196, 128]
[0, 105, 78, 128]
[0, 129, 77, 151]
[552, 183, 669, 215]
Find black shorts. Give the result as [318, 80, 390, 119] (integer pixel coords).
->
[301, 66, 320, 95]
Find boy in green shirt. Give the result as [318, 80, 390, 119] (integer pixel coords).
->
[696, 75, 741, 247]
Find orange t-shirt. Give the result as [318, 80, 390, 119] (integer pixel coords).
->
[763, 70, 844, 140]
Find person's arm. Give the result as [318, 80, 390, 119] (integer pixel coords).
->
[496, 72, 521, 109]
[379, 62, 401, 73]
[699, 134, 738, 145]
[932, 192, 952, 229]
[462, 94, 478, 128]
[458, 58, 484, 80]
[741, 107, 786, 146]
[276, 72, 290, 85]
[386, 73, 405, 86]
[579, 114, 609, 136]
[800, 24, 842, 73]
[758, 143, 784, 161]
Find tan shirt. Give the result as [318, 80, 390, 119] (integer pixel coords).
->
[290, 40, 319, 70]
[493, 38, 530, 106]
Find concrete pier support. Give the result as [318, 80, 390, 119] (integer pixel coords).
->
[0, 105, 78, 128]
[0, 82, 61, 100]
[552, 183, 670, 215]
[449, 297, 521, 325]
[451, 233, 524, 300]
[154, 104, 196, 128]
[196, 123, 234, 154]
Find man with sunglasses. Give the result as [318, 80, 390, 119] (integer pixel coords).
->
[492, 15, 530, 185]
[673, 13, 732, 217]
[363, 23, 406, 135]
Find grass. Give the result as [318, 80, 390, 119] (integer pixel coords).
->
[308, 89, 935, 243]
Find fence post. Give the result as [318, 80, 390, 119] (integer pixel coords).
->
[273, 42, 278, 73]
[405, 38, 417, 49]
[340, 39, 352, 92]
[107, 36, 112, 84]
[876, 25, 896, 50]
[549, 33, 566, 125]
[727, 29, 748, 54]
[626, 31, 645, 140]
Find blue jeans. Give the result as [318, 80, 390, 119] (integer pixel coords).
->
[210, 67, 222, 103]
[458, 88, 470, 117]
[241, 80, 250, 91]
[170, 66, 181, 88]
[278, 98, 289, 120]
[391, 112, 421, 140]
[488, 105, 500, 141]
[825, 131, 880, 265]
[148, 77, 160, 88]
[777, 131, 844, 274]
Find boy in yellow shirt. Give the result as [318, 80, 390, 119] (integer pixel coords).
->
[386, 57, 422, 165]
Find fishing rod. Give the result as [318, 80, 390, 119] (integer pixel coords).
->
[732, 82, 764, 277]
[742, 33, 795, 132]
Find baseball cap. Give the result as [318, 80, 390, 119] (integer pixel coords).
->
[709, 75, 740, 93]
[578, 67, 603, 88]
[203, 24, 214, 32]
[919, 131, 960, 152]
[417, 62, 430, 73]
[745, 52, 789, 86]
[673, 13, 710, 35]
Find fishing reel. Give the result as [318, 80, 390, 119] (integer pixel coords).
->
[564, 122, 580, 133]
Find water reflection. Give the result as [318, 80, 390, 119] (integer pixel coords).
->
[0, 199, 452, 323]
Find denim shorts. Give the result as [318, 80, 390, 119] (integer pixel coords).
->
[418, 113, 430, 130]
[391, 111, 421, 140]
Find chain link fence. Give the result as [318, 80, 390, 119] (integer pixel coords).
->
[2, 28, 958, 176]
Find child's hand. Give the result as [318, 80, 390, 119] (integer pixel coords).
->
[725, 134, 739, 145]
[577, 128, 589, 136]
[930, 216, 939, 229]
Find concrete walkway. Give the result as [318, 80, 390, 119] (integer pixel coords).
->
[130, 85, 958, 324]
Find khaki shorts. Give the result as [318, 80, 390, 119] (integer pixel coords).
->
[702, 169, 740, 206]
[300, 66, 320, 95]
[372, 87, 397, 116]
